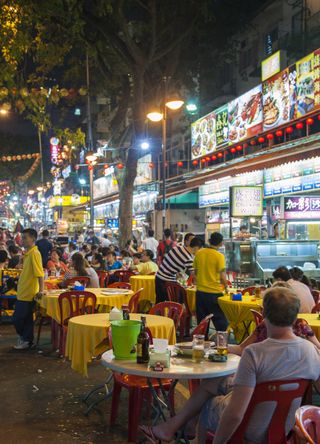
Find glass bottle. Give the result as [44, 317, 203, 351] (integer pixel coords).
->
[137, 316, 150, 364]
[122, 304, 130, 320]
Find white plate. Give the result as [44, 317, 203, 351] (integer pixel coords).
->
[101, 289, 130, 295]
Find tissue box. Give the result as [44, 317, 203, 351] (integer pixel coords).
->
[74, 285, 85, 291]
[149, 350, 171, 368]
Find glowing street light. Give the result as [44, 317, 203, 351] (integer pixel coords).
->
[140, 141, 150, 150]
[85, 151, 97, 227]
[0, 109, 8, 116]
[146, 111, 163, 122]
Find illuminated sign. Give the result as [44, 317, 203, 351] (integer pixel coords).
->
[50, 137, 60, 165]
[49, 195, 89, 208]
[191, 110, 216, 159]
[261, 50, 281, 81]
[284, 196, 320, 220]
[230, 186, 263, 217]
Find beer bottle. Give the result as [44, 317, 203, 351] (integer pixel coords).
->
[137, 316, 150, 364]
[122, 304, 130, 320]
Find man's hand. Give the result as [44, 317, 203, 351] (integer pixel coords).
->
[35, 291, 44, 301]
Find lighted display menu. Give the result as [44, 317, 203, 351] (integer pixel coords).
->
[261, 50, 281, 82]
[284, 196, 320, 220]
[230, 186, 263, 217]
[191, 111, 216, 159]
[215, 105, 229, 147]
[262, 69, 290, 130]
[228, 85, 263, 144]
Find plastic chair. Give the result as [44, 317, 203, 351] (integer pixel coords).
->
[65, 276, 91, 287]
[113, 270, 136, 283]
[206, 379, 310, 444]
[108, 328, 173, 442]
[295, 405, 320, 444]
[149, 301, 184, 331]
[165, 282, 192, 338]
[57, 290, 96, 356]
[128, 288, 143, 313]
[250, 309, 263, 326]
[241, 286, 266, 295]
[311, 302, 320, 313]
[311, 290, 320, 305]
[96, 270, 109, 288]
[107, 282, 131, 290]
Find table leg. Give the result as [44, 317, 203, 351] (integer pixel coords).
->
[82, 371, 113, 416]
[240, 320, 252, 343]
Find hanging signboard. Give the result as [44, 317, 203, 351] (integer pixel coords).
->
[215, 105, 229, 147]
[284, 196, 320, 220]
[261, 50, 282, 82]
[191, 110, 216, 159]
[230, 186, 263, 217]
[50, 137, 60, 165]
[263, 69, 290, 130]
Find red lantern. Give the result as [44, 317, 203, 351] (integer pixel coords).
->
[230, 147, 236, 154]
[177, 161, 183, 167]
[217, 152, 223, 158]
[306, 117, 314, 125]
[201, 158, 206, 164]
[192, 160, 198, 166]
[88, 164, 93, 171]
[286, 126, 294, 134]
[205, 157, 210, 162]
[317, 115, 320, 121]
[296, 122, 304, 130]
[211, 155, 217, 160]
[149, 162, 155, 168]
[104, 164, 109, 169]
[258, 136, 265, 143]
[250, 140, 256, 146]
[266, 133, 274, 140]
[275, 130, 283, 137]
[117, 163, 124, 169]
[236, 145, 242, 151]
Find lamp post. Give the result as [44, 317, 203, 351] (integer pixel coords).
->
[146, 86, 184, 233]
[86, 151, 97, 228]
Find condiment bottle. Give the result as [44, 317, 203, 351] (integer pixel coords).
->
[137, 316, 150, 364]
[122, 304, 130, 320]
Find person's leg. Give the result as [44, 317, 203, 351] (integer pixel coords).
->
[12, 300, 26, 339]
[149, 377, 226, 441]
[155, 277, 167, 304]
[196, 291, 207, 324]
[212, 295, 228, 331]
[12, 300, 35, 344]
[23, 300, 35, 344]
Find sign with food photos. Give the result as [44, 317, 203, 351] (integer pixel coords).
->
[191, 110, 216, 159]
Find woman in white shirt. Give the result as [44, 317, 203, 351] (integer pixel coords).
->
[64, 252, 99, 288]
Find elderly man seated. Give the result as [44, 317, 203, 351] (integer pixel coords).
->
[140, 286, 320, 443]
[132, 250, 158, 275]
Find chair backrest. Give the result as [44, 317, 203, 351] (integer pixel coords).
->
[228, 379, 310, 444]
[191, 314, 213, 336]
[107, 282, 131, 290]
[165, 281, 191, 314]
[65, 276, 91, 288]
[241, 286, 266, 295]
[149, 301, 184, 330]
[311, 302, 320, 313]
[113, 270, 136, 283]
[108, 321, 153, 348]
[128, 288, 143, 313]
[295, 405, 320, 444]
[250, 309, 263, 327]
[97, 270, 109, 288]
[58, 291, 96, 326]
[311, 290, 320, 305]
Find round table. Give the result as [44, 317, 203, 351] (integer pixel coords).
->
[130, 275, 156, 303]
[40, 288, 133, 323]
[298, 313, 320, 339]
[44, 277, 63, 290]
[65, 313, 176, 377]
[218, 295, 263, 343]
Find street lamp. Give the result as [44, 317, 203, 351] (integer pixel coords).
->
[147, 93, 184, 233]
[86, 151, 97, 228]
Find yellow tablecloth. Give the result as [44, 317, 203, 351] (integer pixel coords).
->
[186, 287, 196, 313]
[65, 313, 176, 377]
[44, 277, 63, 290]
[298, 313, 320, 340]
[218, 295, 263, 343]
[130, 275, 156, 303]
[40, 288, 133, 323]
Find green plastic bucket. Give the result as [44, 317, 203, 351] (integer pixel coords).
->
[111, 320, 141, 360]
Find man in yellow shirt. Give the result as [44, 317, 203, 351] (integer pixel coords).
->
[134, 250, 159, 275]
[12, 228, 44, 350]
[193, 232, 228, 331]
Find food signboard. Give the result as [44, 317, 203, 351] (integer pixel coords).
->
[284, 196, 320, 220]
[314, 49, 320, 107]
[228, 85, 263, 144]
[295, 53, 315, 117]
[215, 105, 228, 147]
[263, 69, 290, 130]
[261, 50, 281, 82]
[230, 186, 263, 217]
[191, 111, 216, 159]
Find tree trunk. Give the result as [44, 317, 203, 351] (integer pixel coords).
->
[118, 69, 145, 249]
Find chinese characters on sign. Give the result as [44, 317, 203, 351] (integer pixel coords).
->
[284, 196, 320, 220]
[230, 186, 263, 217]
[215, 105, 228, 147]
[50, 137, 60, 165]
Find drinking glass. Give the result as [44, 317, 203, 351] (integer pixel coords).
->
[192, 334, 205, 363]
[216, 331, 228, 356]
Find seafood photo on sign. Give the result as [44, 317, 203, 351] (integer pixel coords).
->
[263, 69, 290, 130]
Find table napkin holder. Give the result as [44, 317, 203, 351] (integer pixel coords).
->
[149, 349, 171, 368]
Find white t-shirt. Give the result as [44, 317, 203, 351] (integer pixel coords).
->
[288, 279, 315, 313]
[234, 337, 320, 443]
[142, 237, 159, 257]
[86, 267, 99, 288]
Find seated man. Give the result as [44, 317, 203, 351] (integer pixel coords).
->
[132, 250, 158, 275]
[140, 286, 320, 443]
[106, 251, 122, 271]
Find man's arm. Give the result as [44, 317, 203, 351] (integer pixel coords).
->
[212, 385, 254, 444]
[220, 270, 228, 292]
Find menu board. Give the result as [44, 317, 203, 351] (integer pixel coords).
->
[230, 186, 263, 217]
[261, 51, 281, 82]
[228, 85, 263, 144]
[263, 69, 290, 130]
[191, 111, 216, 159]
[284, 196, 320, 220]
[215, 105, 229, 147]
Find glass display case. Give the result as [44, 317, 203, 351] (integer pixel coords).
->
[224, 240, 254, 274]
[254, 240, 320, 281]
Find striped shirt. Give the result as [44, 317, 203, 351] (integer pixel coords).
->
[156, 245, 194, 282]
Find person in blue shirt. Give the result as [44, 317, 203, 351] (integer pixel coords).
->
[36, 229, 53, 267]
[106, 251, 122, 271]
